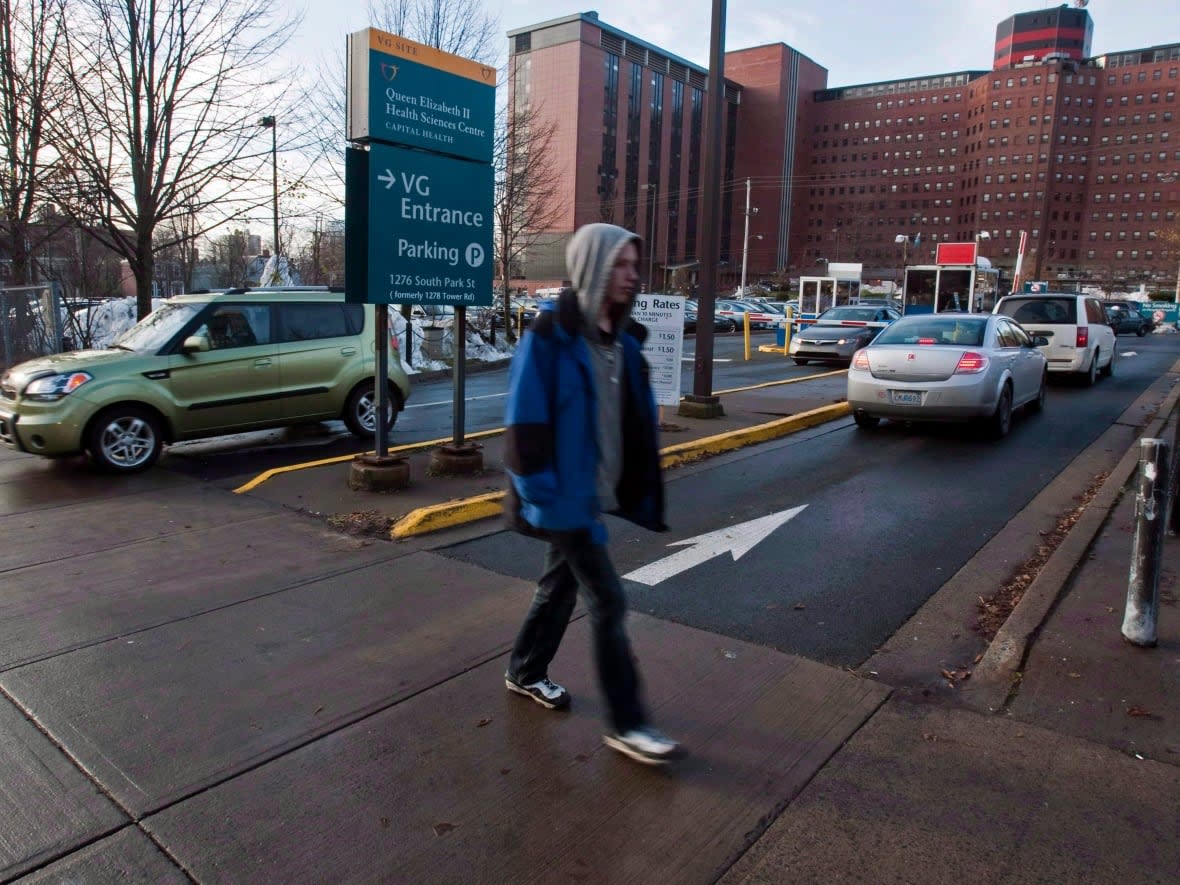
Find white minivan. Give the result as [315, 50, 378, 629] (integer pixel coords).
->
[993, 293, 1116, 385]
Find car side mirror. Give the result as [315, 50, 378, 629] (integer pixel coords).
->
[182, 334, 210, 353]
[1032, 335, 1050, 347]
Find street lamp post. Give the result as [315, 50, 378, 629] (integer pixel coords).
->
[258, 116, 279, 260]
[894, 233, 910, 297]
[739, 177, 759, 297]
[833, 226, 841, 262]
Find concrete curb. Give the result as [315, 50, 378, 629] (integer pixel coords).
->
[388, 401, 852, 540]
[965, 364, 1180, 713]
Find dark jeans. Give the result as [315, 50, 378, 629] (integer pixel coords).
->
[508, 532, 647, 734]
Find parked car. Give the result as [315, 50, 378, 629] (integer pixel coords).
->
[847, 312, 1048, 438]
[684, 303, 738, 333]
[789, 304, 901, 366]
[488, 298, 538, 330]
[0, 287, 412, 473]
[1102, 300, 1153, 336]
[993, 293, 1116, 385]
[715, 300, 774, 329]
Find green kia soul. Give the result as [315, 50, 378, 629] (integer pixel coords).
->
[0, 287, 412, 473]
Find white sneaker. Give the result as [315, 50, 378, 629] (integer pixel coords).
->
[604, 727, 685, 765]
[505, 674, 571, 710]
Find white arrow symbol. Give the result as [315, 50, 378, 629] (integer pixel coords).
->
[377, 169, 396, 189]
[623, 505, 807, 587]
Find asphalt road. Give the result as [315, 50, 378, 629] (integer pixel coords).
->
[155, 329, 807, 482]
[441, 333, 1180, 668]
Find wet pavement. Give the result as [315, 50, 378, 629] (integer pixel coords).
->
[2, 354, 1179, 882]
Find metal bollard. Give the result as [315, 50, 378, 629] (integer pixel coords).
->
[1170, 414, 1180, 535]
[1123, 438, 1166, 647]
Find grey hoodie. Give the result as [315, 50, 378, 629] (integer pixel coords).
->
[565, 223, 641, 513]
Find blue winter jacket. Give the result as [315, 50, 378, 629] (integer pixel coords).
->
[504, 290, 667, 544]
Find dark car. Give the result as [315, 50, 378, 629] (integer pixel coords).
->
[684, 307, 738, 334]
[788, 304, 900, 365]
[1103, 300, 1153, 336]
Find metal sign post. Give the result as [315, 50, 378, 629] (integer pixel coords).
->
[344, 28, 496, 486]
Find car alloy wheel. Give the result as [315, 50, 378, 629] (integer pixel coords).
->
[988, 385, 1013, 440]
[344, 380, 397, 438]
[1101, 345, 1116, 378]
[1028, 372, 1047, 413]
[1083, 350, 1098, 387]
[88, 406, 163, 473]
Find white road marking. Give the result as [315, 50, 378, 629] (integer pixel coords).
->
[406, 392, 508, 409]
[623, 505, 808, 587]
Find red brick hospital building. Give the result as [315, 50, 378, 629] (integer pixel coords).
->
[506, 6, 1180, 292]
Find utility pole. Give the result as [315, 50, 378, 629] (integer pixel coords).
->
[740, 177, 758, 297]
[680, 0, 727, 420]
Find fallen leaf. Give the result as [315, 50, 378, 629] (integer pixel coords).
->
[313, 706, 324, 715]
[476, 717, 492, 728]
[922, 732, 937, 742]
[1127, 706, 1155, 718]
[1068, 672, 1082, 679]
[380, 817, 390, 828]
[793, 603, 806, 610]
[500, 768, 512, 775]
[433, 822, 457, 836]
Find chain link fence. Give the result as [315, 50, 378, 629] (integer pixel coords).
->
[1, 284, 64, 372]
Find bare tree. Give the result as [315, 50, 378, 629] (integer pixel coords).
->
[494, 101, 562, 340]
[205, 228, 252, 288]
[52, 0, 297, 319]
[292, 215, 345, 286]
[0, 0, 67, 285]
[367, 0, 499, 67]
[296, 0, 502, 216]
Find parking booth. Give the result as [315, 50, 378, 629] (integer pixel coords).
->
[781, 262, 863, 346]
[901, 244, 998, 316]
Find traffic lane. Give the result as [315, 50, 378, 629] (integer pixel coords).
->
[159, 337, 813, 485]
[157, 367, 516, 483]
[440, 335, 1180, 668]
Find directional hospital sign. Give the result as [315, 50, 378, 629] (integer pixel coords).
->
[345, 27, 495, 306]
[347, 28, 496, 164]
[347, 142, 493, 306]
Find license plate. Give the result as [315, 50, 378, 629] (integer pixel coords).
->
[891, 390, 923, 405]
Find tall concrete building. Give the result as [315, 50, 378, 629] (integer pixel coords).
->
[506, 7, 1180, 293]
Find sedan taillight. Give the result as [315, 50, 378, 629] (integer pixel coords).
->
[954, 351, 989, 374]
[851, 350, 871, 370]
[1076, 327, 1089, 348]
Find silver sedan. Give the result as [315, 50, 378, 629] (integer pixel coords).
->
[846, 313, 1048, 438]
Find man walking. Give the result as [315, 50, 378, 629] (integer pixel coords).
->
[503, 223, 683, 766]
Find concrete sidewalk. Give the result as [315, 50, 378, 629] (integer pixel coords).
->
[720, 486, 1180, 885]
[3, 359, 1180, 882]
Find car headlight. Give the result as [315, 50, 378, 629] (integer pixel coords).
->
[24, 371, 93, 401]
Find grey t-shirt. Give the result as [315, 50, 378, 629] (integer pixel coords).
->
[587, 333, 624, 513]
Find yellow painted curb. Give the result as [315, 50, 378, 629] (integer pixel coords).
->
[390, 490, 507, 539]
[232, 427, 505, 494]
[235, 371, 843, 494]
[659, 402, 851, 469]
[389, 401, 852, 539]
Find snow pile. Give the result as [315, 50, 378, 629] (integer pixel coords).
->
[76, 297, 167, 349]
[259, 255, 295, 286]
[75, 297, 516, 373]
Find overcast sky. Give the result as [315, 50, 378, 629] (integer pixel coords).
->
[291, 0, 1176, 87]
